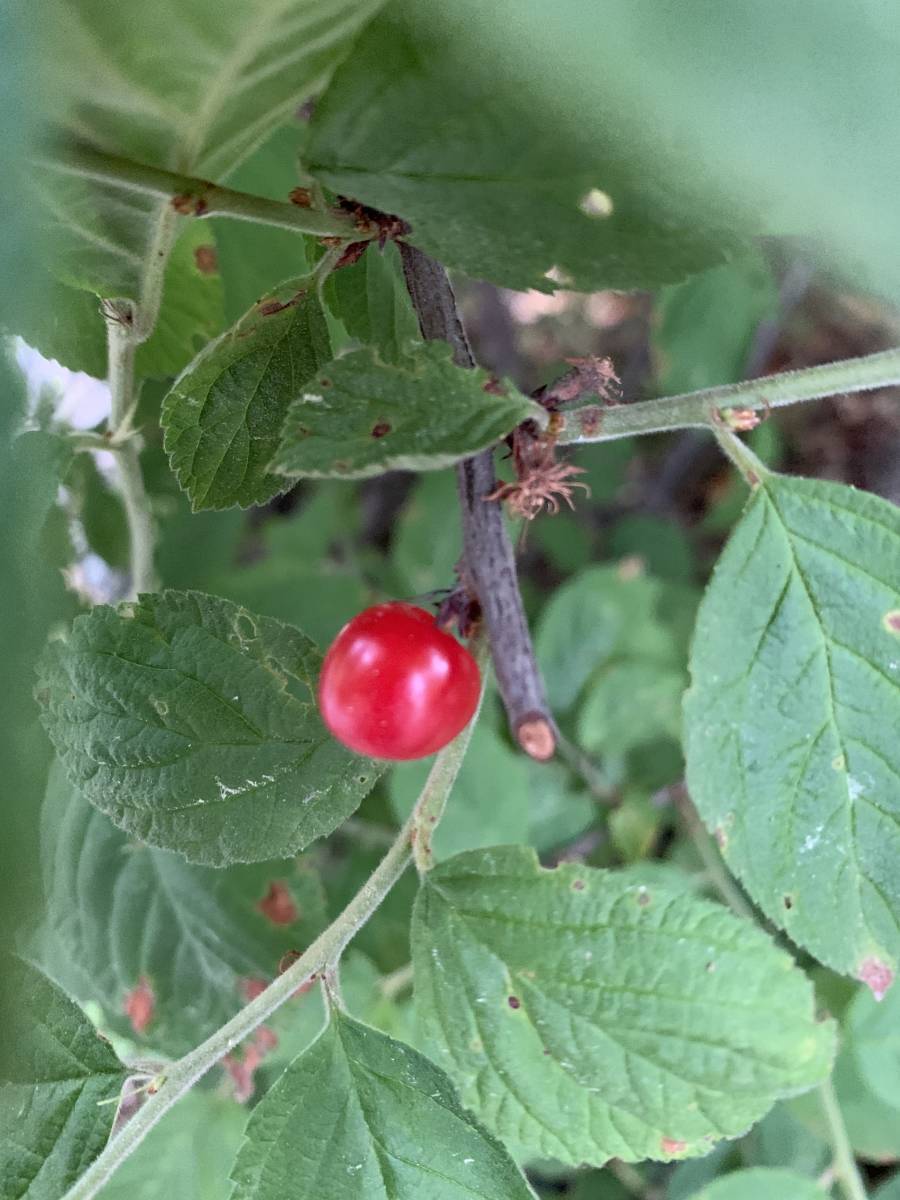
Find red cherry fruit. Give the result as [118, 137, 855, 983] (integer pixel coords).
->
[318, 602, 481, 760]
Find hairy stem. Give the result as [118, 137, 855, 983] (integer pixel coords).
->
[399, 242, 556, 760]
[711, 424, 771, 486]
[557, 346, 900, 445]
[63, 721, 478, 1200]
[818, 1076, 869, 1200]
[677, 792, 756, 923]
[41, 141, 365, 239]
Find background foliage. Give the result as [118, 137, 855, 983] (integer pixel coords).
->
[3, 1, 900, 1199]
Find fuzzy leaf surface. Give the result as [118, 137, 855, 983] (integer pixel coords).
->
[32, 763, 328, 1056]
[306, 3, 734, 292]
[230, 1010, 536, 1200]
[0, 956, 128, 1200]
[36, 590, 381, 866]
[163, 282, 332, 510]
[412, 846, 834, 1166]
[684, 475, 900, 987]
[272, 342, 540, 479]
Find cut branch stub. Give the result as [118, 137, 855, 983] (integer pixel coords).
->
[399, 242, 555, 761]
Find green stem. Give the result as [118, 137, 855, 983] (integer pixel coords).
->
[557, 347, 900, 445]
[410, 635, 489, 872]
[711, 424, 770, 486]
[64, 721, 478, 1199]
[133, 203, 178, 344]
[818, 1077, 869, 1200]
[677, 794, 756, 922]
[40, 141, 365, 240]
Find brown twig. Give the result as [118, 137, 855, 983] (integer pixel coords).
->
[399, 243, 556, 760]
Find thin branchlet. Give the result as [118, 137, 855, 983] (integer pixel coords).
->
[399, 243, 555, 760]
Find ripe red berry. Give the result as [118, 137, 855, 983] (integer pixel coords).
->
[318, 602, 481, 760]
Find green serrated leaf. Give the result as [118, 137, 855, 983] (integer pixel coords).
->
[44, 1, 386, 179]
[306, 3, 735, 292]
[230, 1010, 536, 1200]
[36, 590, 382, 866]
[32, 762, 328, 1056]
[684, 475, 900, 987]
[0, 426, 77, 941]
[272, 342, 540, 480]
[36, 0, 385, 304]
[412, 846, 834, 1166]
[687, 1169, 824, 1200]
[327, 243, 420, 363]
[0, 955, 128, 1200]
[97, 1089, 246, 1200]
[16, 218, 225, 381]
[163, 282, 332, 510]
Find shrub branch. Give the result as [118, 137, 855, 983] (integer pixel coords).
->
[399, 242, 556, 760]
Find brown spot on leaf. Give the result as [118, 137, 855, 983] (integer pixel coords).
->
[334, 240, 369, 270]
[239, 977, 267, 1002]
[258, 295, 300, 317]
[223, 1024, 278, 1103]
[783, 895, 794, 910]
[883, 610, 900, 636]
[508, 995, 521, 1009]
[288, 186, 313, 207]
[257, 881, 298, 925]
[661, 1138, 688, 1155]
[193, 245, 218, 275]
[571, 879, 586, 891]
[171, 191, 209, 217]
[371, 422, 391, 439]
[124, 976, 155, 1035]
[859, 956, 894, 1000]
[636, 888, 651, 907]
[482, 376, 506, 396]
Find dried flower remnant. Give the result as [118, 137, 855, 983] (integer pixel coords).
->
[487, 427, 589, 519]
